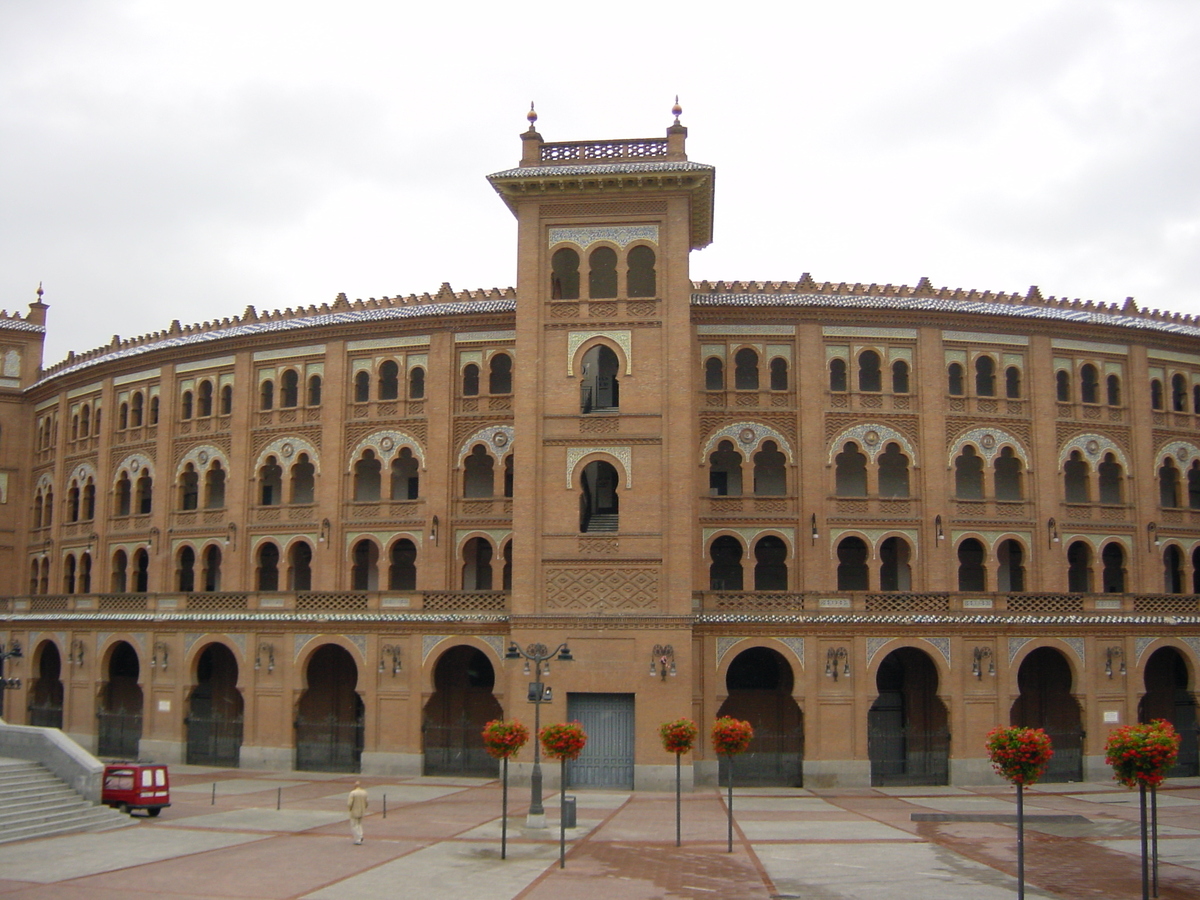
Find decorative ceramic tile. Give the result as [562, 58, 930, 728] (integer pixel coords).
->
[566, 445, 632, 488]
[701, 421, 795, 464]
[548, 225, 658, 250]
[1058, 433, 1128, 470]
[349, 429, 426, 471]
[949, 427, 1029, 465]
[827, 423, 915, 465]
[256, 436, 320, 473]
[458, 424, 514, 462]
[567, 330, 632, 375]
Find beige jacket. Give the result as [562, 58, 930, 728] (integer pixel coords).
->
[347, 787, 368, 818]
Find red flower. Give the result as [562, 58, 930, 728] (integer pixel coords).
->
[539, 722, 588, 761]
[711, 717, 754, 756]
[660, 718, 699, 755]
[986, 726, 1054, 786]
[1104, 720, 1181, 789]
[482, 719, 530, 760]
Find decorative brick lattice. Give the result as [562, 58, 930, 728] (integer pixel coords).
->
[296, 592, 369, 611]
[185, 593, 248, 610]
[578, 537, 618, 555]
[30, 596, 68, 612]
[551, 304, 579, 319]
[540, 200, 667, 218]
[1006, 594, 1084, 613]
[1134, 595, 1199, 613]
[423, 591, 507, 612]
[98, 594, 148, 611]
[580, 417, 619, 434]
[589, 303, 618, 318]
[626, 302, 658, 317]
[712, 592, 805, 612]
[866, 593, 950, 612]
[544, 567, 658, 610]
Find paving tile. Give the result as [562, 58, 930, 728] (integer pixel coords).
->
[172, 778, 309, 795]
[159, 807, 347, 832]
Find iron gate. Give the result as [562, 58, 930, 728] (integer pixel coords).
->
[186, 713, 244, 767]
[26, 702, 63, 729]
[565, 693, 634, 789]
[423, 719, 498, 777]
[97, 710, 142, 759]
[718, 729, 803, 787]
[295, 715, 363, 773]
[868, 727, 950, 786]
[1040, 730, 1083, 782]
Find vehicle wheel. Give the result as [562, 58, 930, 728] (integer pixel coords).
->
[119, 803, 130, 815]
[148, 808, 161, 817]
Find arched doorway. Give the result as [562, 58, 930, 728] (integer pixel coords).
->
[97, 641, 143, 758]
[1139, 647, 1198, 777]
[868, 647, 949, 785]
[295, 644, 363, 772]
[27, 641, 64, 728]
[422, 645, 502, 777]
[186, 644, 244, 766]
[715, 647, 803, 786]
[1011, 647, 1083, 782]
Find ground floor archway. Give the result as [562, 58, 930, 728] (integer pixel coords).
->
[27, 641, 64, 729]
[97, 641, 143, 758]
[422, 645, 501, 776]
[186, 643, 244, 766]
[1011, 646, 1083, 782]
[716, 646, 803, 786]
[295, 644, 363, 772]
[867, 647, 949, 785]
[1139, 646, 1198, 777]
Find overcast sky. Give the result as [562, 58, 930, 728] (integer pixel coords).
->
[2, 1, 1198, 366]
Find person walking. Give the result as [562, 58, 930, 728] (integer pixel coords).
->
[347, 781, 369, 845]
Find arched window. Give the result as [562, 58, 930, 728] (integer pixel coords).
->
[354, 449, 383, 501]
[118, 403, 129, 431]
[581, 344, 619, 413]
[734, 348, 759, 390]
[408, 367, 424, 400]
[947, 363, 964, 396]
[836, 536, 869, 590]
[627, 245, 656, 297]
[550, 247, 580, 300]
[307, 374, 322, 406]
[709, 536, 743, 590]
[1189, 461, 1200, 509]
[954, 446, 984, 499]
[218, 386, 231, 416]
[1163, 545, 1184, 594]
[1067, 541, 1092, 592]
[1098, 453, 1123, 505]
[80, 404, 91, 436]
[179, 463, 199, 510]
[829, 358, 848, 392]
[115, 473, 132, 516]
[462, 364, 479, 397]
[378, 361, 399, 400]
[588, 246, 618, 298]
[858, 350, 881, 392]
[579, 459, 619, 533]
[390, 447, 419, 500]
[891, 360, 909, 394]
[43, 487, 53, 526]
[33, 492, 43, 528]
[1006, 366, 1021, 399]
[753, 536, 788, 590]
[291, 453, 315, 504]
[879, 536, 912, 591]
[258, 456, 283, 506]
[503, 455, 514, 498]
[1102, 543, 1126, 593]
[82, 480, 96, 520]
[132, 548, 149, 592]
[388, 539, 417, 590]
[202, 545, 222, 592]
[753, 441, 786, 496]
[197, 381, 213, 416]
[1173, 374, 1188, 412]
[79, 553, 92, 594]
[288, 541, 313, 591]
[354, 371, 371, 403]
[997, 539, 1025, 592]
[64, 554, 77, 594]
[1195, 385, 1200, 415]
[502, 540, 513, 590]
[1063, 450, 1090, 503]
[1106, 374, 1121, 406]
[463, 445, 494, 498]
[1056, 370, 1071, 402]
[280, 370, 299, 407]
[257, 543, 280, 591]
[975, 356, 995, 397]
[709, 440, 742, 496]
[1159, 458, 1182, 508]
[835, 442, 867, 497]
[1080, 364, 1100, 404]
[1150, 379, 1164, 410]
[178, 546, 196, 592]
[994, 447, 1023, 501]
[180, 391, 193, 420]
[67, 483, 80, 522]
[769, 358, 788, 391]
[489, 354, 513, 394]
[259, 379, 274, 411]
[957, 538, 986, 591]
[877, 443, 909, 498]
[204, 461, 226, 509]
[462, 537, 493, 590]
[135, 471, 153, 515]
[111, 550, 128, 593]
[705, 357, 724, 391]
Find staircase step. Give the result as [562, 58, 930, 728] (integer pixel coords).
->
[0, 759, 138, 845]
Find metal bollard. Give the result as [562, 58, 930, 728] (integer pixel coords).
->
[561, 795, 577, 829]
[211, 783, 216, 805]
[383, 794, 387, 819]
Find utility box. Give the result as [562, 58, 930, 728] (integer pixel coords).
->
[562, 795, 577, 829]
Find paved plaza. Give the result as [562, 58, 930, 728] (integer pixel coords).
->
[1, 766, 1199, 899]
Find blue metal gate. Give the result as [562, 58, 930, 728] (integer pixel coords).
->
[565, 693, 634, 789]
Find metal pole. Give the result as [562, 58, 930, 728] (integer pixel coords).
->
[1140, 782, 1149, 900]
[501, 757, 508, 860]
[277, 787, 281, 811]
[675, 750, 681, 848]
[530, 676, 544, 820]
[727, 756, 734, 853]
[559, 759, 566, 869]
[1151, 784, 1159, 898]
[211, 782, 216, 805]
[1016, 783, 1024, 900]
[383, 794, 387, 819]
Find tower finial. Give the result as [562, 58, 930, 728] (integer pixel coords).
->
[526, 101, 538, 132]
[671, 95, 682, 124]
[36, 281, 43, 301]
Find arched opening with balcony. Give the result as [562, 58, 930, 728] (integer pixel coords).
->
[202, 545, 222, 592]
[1173, 373, 1189, 412]
[489, 353, 513, 394]
[1006, 366, 1021, 398]
[177, 546, 196, 592]
[1099, 542, 1126, 593]
[1107, 374, 1121, 406]
[994, 447, 1023, 501]
[753, 441, 786, 496]
[280, 370, 299, 407]
[957, 538, 986, 591]
[869, 647, 949, 786]
[716, 647, 803, 786]
[1063, 451, 1091, 503]
[550, 247, 580, 299]
[350, 539, 379, 591]
[1098, 453, 1123, 505]
[879, 536, 912, 591]
[709, 440, 742, 497]
[579, 459, 619, 533]
[1163, 544, 1185, 594]
[627, 244, 656, 297]
[837, 536, 869, 590]
[408, 366, 424, 399]
[588, 246, 618, 298]
[753, 536, 788, 590]
[288, 541, 313, 591]
[353, 449, 383, 501]
[378, 361, 399, 400]
[858, 350, 881, 392]
[892, 359, 909, 394]
[1160, 458, 1182, 508]
[947, 362, 964, 396]
[291, 453, 315, 504]
[1138, 647, 1198, 776]
[423, 645, 502, 777]
[463, 445, 494, 498]
[1011, 647, 1083, 782]
[256, 542, 280, 591]
[98, 641, 143, 759]
[997, 539, 1025, 592]
[295, 644, 363, 772]
[258, 457, 283, 506]
[975, 356, 995, 397]
[186, 643, 243, 767]
[835, 442, 867, 497]
[388, 538, 417, 590]
[580, 344, 619, 413]
[954, 446, 984, 499]
[829, 358, 847, 392]
[709, 535, 744, 591]
[1080, 364, 1100, 404]
[734, 348, 759, 390]
[705, 357, 724, 391]
[461, 537, 493, 590]
[1067, 541, 1093, 592]
[132, 548, 150, 592]
[390, 448, 419, 500]
[770, 357, 788, 391]
[26, 641, 63, 729]
[877, 443, 909, 498]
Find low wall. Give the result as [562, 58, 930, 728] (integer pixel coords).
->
[0, 720, 104, 802]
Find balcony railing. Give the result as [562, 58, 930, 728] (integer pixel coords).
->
[5, 590, 510, 614]
[693, 591, 1200, 615]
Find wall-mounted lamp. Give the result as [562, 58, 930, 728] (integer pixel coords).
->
[68, 639, 85, 666]
[825, 647, 850, 681]
[935, 514, 944, 545]
[255, 642, 274, 673]
[649, 644, 676, 680]
[379, 643, 402, 676]
[1047, 517, 1059, 548]
[971, 646, 995, 679]
[1147, 522, 1160, 552]
[1105, 646, 1126, 678]
[150, 641, 169, 671]
[225, 522, 237, 550]
[149, 526, 160, 554]
[810, 514, 819, 545]
[429, 515, 439, 546]
[87, 532, 98, 554]
[319, 518, 331, 545]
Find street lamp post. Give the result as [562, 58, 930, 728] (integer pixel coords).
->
[505, 640, 573, 828]
[0, 640, 24, 720]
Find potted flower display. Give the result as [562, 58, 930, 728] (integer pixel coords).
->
[482, 719, 529, 859]
[711, 717, 754, 852]
[986, 726, 1054, 900]
[660, 718, 699, 847]
[539, 721, 587, 869]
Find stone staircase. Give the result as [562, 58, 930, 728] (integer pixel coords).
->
[584, 513, 619, 532]
[0, 757, 134, 844]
